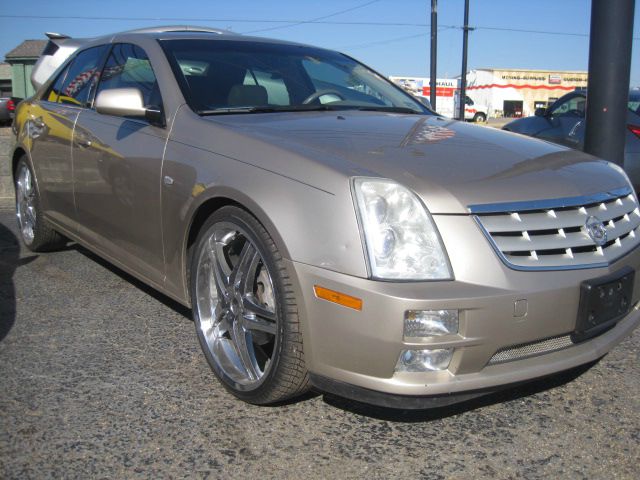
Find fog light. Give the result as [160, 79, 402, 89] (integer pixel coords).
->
[395, 348, 453, 372]
[404, 310, 458, 338]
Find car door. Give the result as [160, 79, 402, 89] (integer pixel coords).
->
[72, 43, 167, 284]
[28, 46, 108, 230]
[537, 93, 586, 147]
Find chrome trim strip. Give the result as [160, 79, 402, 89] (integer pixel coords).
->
[468, 186, 632, 214]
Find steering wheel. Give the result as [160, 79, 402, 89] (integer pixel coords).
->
[567, 109, 584, 117]
[302, 89, 346, 105]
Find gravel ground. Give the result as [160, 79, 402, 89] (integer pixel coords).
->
[0, 196, 639, 479]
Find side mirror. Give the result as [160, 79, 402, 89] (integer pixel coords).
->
[95, 88, 164, 127]
[534, 107, 547, 117]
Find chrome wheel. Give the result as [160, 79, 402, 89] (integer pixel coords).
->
[195, 222, 278, 389]
[16, 162, 36, 244]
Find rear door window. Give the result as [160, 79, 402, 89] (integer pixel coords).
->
[57, 45, 109, 107]
[44, 63, 71, 103]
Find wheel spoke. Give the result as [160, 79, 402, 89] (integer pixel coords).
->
[26, 205, 36, 225]
[201, 321, 217, 342]
[230, 319, 259, 380]
[17, 174, 25, 200]
[230, 241, 257, 288]
[208, 238, 230, 300]
[243, 295, 276, 322]
[217, 314, 232, 335]
[24, 169, 33, 196]
[241, 253, 261, 297]
[242, 312, 277, 335]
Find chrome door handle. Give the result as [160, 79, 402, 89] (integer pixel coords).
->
[76, 137, 92, 148]
[568, 120, 583, 138]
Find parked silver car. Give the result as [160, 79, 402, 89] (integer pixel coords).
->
[0, 97, 19, 126]
[12, 28, 640, 408]
[503, 89, 640, 191]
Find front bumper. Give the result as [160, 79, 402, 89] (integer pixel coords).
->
[285, 214, 640, 405]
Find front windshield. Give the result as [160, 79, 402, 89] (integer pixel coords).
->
[160, 39, 429, 115]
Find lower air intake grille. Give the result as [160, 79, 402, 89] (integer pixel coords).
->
[488, 335, 574, 365]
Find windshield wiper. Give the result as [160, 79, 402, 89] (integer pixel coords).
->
[355, 106, 424, 114]
[197, 104, 347, 115]
[197, 105, 424, 116]
[197, 106, 280, 115]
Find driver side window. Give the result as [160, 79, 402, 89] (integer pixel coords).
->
[550, 96, 586, 117]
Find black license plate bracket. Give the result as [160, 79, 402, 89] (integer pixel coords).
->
[573, 266, 634, 343]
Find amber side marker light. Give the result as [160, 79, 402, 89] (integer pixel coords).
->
[313, 285, 363, 311]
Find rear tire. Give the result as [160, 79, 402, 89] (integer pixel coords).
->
[190, 206, 309, 404]
[14, 157, 66, 252]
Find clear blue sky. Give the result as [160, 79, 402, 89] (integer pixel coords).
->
[0, 0, 639, 85]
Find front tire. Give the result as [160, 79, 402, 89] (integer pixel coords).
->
[473, 112, 486, 123]
[190, 206, 309, 404]
[14, 157, 66, 251]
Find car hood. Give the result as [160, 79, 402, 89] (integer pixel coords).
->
[204, 111, 628, 214]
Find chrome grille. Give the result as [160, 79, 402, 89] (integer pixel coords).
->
[471, 187, 640, 270]
[488, 335, 574, 365]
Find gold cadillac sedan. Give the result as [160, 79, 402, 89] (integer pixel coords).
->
[11, 27, 640, 408]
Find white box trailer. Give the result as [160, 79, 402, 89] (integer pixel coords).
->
[389, 76, 488, 121]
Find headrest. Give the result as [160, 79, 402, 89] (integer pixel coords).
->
[227, 84, 268, 107]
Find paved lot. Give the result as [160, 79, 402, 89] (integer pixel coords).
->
[0, 195, 639, 479]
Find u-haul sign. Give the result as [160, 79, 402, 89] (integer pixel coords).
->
[389, 77, 459, 117]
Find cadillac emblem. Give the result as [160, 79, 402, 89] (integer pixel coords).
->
[585, 216, 608, 246]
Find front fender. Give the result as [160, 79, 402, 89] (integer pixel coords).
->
[160, 141, 368, 305]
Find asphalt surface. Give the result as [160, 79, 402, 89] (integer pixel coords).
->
[0, 197, 639, 479]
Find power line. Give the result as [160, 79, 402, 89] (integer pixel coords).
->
[340, 33, 427, 50]
[0, 14, 426, 27]
[242, 0, 382, 34]
[339, 26, 457, 50]
[0, 14, 637, 40]
[477, 26, 588, 37]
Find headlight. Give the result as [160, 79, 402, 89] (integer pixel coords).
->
[352, 178, 452, 280]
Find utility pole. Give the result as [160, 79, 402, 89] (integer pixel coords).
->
[583, 0, 635, 166]
[458, 0, 471, 121]
[430, 0, 438, 109]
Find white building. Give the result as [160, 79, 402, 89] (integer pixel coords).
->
[390, 68, 588, 119]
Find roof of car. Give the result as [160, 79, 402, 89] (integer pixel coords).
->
[110, 28, 311, 49]
[162, 33, 310, 47]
